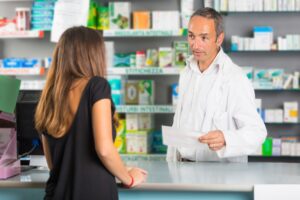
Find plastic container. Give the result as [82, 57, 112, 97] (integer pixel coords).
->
[136, 51, 146, 68]
[16, 7, 31, 31]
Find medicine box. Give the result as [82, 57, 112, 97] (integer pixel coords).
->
[133, 11, 150, 29]
[125, 81, 139, 104]
[159, 47, 173, 68]
[174, 41, 189, 67]
[126, 130, 152, 154]
[284, 102, 298, 123]
[126, 113, 153, 131]
[138, 80, 155, 105]
[109, 2, 131, 29]
[114, 119, 126, 153]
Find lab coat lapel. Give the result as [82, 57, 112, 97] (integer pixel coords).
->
[174, 68, 193, 128]
[201, 64, 226, 132]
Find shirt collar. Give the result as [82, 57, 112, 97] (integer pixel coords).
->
[186, 48, 224, 75]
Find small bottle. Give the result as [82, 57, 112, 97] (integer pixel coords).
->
[16, 7, 31, 31]
[136, 50, 146, 68]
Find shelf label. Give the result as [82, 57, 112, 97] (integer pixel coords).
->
[107, 67, 181, 75]
[0, 31, 44, 38]
[104, 29, 186, 37]
[125, 68, 163, 74]
[116, 105, 175, 113]
[0, 67, 44, 75]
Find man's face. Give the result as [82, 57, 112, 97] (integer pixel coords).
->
[188, 16, 223, 64]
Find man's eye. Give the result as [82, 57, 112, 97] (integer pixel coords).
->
[202, 36, 208, 40]
[188, 35, 194, 39]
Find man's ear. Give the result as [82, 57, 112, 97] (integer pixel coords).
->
[216, 32, 224, 46]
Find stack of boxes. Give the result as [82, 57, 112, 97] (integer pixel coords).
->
[152, 11, 180, 30]
[111, 41, 189, 68]
[231, 26, 274, 51]
[1, 58, 42, 69]
[255, 99, 298, 124]
[242, 67, 299, 90]
[94, 1, 186, 30]
[253, 26, 274, 51]
[107, 75, 123, 106]
[113, 114, 156, 154]
[152, 130, 167, 154]
[254, 136, 300, 157]
[126, 114, 153, 154]
[124, 80, 155, 106]
[31, 0, 56, 31]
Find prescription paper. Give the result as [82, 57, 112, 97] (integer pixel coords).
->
[162, 126, 205, 148]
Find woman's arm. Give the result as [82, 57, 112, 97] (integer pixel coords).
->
[92, 99, 147, 187]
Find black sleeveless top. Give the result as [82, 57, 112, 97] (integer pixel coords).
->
[43, 76, 118, 200]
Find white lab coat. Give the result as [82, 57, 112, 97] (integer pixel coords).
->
[167, 49, 267, 163]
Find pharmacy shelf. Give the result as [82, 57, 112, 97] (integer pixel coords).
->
[103, 29, 187, 37]
[221, 11, 300, 15]
[255, 89, 300, 91]
[121, 154, 166, 162]
[0, 0, 33, 2]
[0, 30, 44, 39]
[265, 122, 300, 125]
[0, 67, 45, 75]
[20, 80, 45, 90]
[121, 154, 300, 163]
[115, 105, 175, 113]
[107, 67, 182, 75]
[248, 155, 300, 163]
[227, 50, 300, 53]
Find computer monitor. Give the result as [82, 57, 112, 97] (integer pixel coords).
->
[16, 101, 44, 156]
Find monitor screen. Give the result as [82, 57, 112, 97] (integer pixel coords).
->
[16, 101, 44, 156]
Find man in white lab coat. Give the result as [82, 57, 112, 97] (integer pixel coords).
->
[167, 7, 267, 162]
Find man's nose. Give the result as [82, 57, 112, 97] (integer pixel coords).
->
[192, 38, 203, 49]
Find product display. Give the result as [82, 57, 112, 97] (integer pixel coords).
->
[1, 0, 300, 162]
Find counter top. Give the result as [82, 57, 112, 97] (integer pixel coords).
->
[1, 161, 300, 192]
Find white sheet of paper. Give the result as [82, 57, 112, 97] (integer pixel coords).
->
[51, 0, 89, 42]
[162, 126, 205, 148]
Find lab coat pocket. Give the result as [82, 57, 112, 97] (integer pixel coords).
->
[213, 112, 230, 131]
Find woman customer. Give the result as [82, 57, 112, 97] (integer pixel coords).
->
[35, 26, 147, 200]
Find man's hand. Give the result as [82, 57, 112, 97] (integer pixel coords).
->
[199, 130, 226, 151]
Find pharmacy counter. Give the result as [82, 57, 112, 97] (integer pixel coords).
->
[0, 161, 300, 200]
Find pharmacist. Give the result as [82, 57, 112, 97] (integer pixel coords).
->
[167, 8, 267, 162]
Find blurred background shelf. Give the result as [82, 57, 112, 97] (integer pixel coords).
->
[0, 30, 44, 38]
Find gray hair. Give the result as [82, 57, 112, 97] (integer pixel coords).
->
[190, 7, 224, 37]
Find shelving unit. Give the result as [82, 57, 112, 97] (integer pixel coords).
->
[227, 50, 300, 53]
[221, 11, 300, 15]
[248, 155, 300, 163]
[1, 0, 299, 162]
[222, 6, 300, 160]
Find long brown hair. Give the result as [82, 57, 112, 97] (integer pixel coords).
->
[35, 26, 107, 138]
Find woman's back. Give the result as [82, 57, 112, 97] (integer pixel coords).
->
[43, 76, 118, 200]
